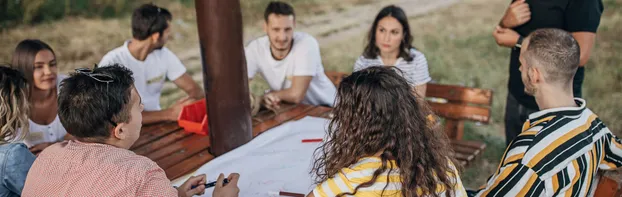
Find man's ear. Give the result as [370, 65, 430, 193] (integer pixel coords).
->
[150, 32, 161, 44]
[263, 21, 268, 33]
[530, 66, 542, 84]
[112, 123, 128, 140]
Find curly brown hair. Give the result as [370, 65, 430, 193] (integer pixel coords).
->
[311, 66, 458, 197]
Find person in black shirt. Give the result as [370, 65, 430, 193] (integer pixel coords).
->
[492, 0, 603, 145]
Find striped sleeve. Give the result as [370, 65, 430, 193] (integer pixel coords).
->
[353, 56, 369, 72]
[403, 49, 431, 86]
[600, 130, 622, 169]
[473, 163, 545, 197]
[312, 171, 354, 197]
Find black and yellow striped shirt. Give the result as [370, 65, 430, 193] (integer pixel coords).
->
[472, 99, 622, 196]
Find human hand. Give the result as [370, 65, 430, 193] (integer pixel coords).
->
[29, 142, 53, 154]
[213, 173, 240, 197]
[177, 174, 207, 197]
[262, 93, 281, 111]
[168, 96, 194, 121]
[501, 0, 531, 28]
[493, 26, 521, 48]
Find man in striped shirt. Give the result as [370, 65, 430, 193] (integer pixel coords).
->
[471, 28, 622, 196]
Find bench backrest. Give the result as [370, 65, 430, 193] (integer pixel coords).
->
[324, 71, 493, 140]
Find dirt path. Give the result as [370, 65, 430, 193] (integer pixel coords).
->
[162, 0, 457, 98]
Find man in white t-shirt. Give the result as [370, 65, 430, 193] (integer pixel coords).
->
[246, 1, 336, 108]
[99, 4, 203, 124]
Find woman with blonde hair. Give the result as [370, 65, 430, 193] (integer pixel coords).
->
[0, 65, 36, 196]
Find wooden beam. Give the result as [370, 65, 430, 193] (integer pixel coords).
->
[194, 0, 252, 156]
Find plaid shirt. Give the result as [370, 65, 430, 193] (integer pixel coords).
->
[22, 140, 177, 197]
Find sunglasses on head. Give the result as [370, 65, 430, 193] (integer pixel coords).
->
[74, 67, 118, 127]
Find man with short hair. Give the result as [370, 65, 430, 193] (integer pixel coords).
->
[99, 4, 203, 124]
[471, 29, 622, 196]
[22, 65, 240, 197]
[493, 0, 604, 145]
[246, 1, 337, 108]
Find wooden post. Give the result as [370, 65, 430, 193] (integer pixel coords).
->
[194, 0, 252, 156]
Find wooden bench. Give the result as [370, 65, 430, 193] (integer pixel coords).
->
[325, 71, 490, 166]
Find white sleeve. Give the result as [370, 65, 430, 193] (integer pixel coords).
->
[353, 56, 367, 72]
[97, 53, 116, 67]
[410, 50, 431, 86]
[245, 42, 259, 79]
[163, 48, 187, 81]
[292, 38, 320, 76]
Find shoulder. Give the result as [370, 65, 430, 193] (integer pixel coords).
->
[99, 46, 127, 65]
[1, 143, 29, 154]
[153, 47, 179, 59]
[101, 46, 126, 59]
[408, 48, 427, 61]
[294, 32, 319, 47]
[1, 143, 34, 164]
[355, 55, 380, 67]
[245, 35, 270, 54]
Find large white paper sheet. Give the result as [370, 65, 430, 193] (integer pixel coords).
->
[172, 116, 329, 197]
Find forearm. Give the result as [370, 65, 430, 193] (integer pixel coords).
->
[142, 110, 174, 124]
[188, 88, 205, 100]
[272, 89, 305, 104]
[572, 32, 596, 66]
[413, 84, 427, 98]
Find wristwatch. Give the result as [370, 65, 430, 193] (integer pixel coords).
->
[515, 35, 524, 49]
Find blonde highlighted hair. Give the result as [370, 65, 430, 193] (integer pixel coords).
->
[0, 65, 30, 144]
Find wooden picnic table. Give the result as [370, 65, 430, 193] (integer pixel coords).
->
[130, 104, 332, 180]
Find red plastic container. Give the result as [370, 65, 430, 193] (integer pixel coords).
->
[177, 99, 209, 135]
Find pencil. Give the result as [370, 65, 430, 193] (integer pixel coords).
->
[301, 138, 323, 143]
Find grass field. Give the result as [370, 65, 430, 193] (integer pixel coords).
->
[1, 0, 621, 189]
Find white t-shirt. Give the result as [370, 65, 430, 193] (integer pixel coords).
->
[24, 74, 68, 147]
[98, 41, 187, 111]
[246, 32, 336, 107]
[354, 48, 431, 86]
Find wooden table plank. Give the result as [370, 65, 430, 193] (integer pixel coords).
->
[155, 133, 212, 170]
[295, 106, 332, 120]
[133, 130, 192, 156]
[144, 135, 211, 161]
[252, 104, 315, 136]
[132, 122, 182, 149]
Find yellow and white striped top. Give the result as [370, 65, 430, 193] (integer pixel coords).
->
[313, 157, 467, 197]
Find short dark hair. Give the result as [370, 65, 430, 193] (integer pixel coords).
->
[264, 1, 295, 22]
[132, 4, 172, 40]
[524, 28, 580, 86]
[58, 64, 135, 141]
[363, 5, 415, 62]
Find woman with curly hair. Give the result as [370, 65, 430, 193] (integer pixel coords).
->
[0, 65, 36, 196]
[308, 67, 466, 197]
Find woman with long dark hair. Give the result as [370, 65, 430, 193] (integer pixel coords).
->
[11, 39, 70, 153]
[355, 5, 431, 97]
[308, 67, 466, 197]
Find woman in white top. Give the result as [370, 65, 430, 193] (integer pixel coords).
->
[354, 5, 431, 97]
[11, 39, 70, 153]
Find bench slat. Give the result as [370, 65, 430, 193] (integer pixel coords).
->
[426, 83, 493, 105]
[428, 102, 490, 124]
